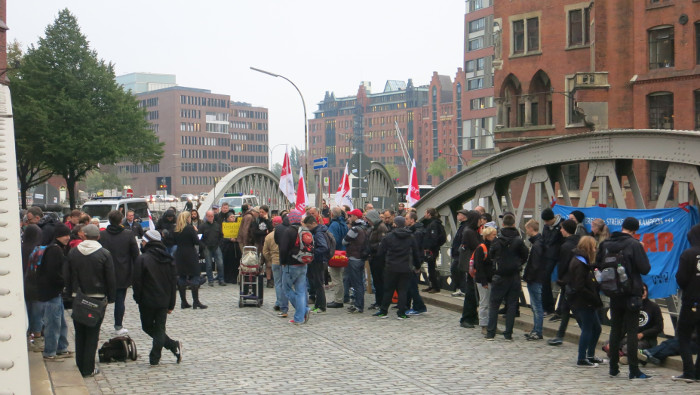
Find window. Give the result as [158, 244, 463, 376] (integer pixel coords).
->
[562, 164, 580, 190]
[696, 22, 700, 65]
[649, 26, 674, 69]
[467, 77, 484, 90]
[466, 60, 475, 72]
[477, 57, 485, 71]
[468, 37, 484, 51]
[468, 0, 484, 12]
[512, 16, 540, 55]
[648, 92, 674, 129]
[469, 18, 485, 33]
[650, 161, 672, 201]
[568, 7, 591, 46]
[695, 90, 700, 130]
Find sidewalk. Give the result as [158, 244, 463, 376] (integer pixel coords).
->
[420, 288, 683, 372]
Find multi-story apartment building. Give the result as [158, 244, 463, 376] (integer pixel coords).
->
[492, 0, 699, 206]
[116, 74, 269, 196]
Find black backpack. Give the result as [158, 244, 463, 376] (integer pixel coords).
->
[493, 237, 523, 276]
[98, 336, 138, 363]
[435, 222, 447, 247]
[324, 230, 336, 261]
[24, 245, 48, 301]
[598, 247, 631, 297]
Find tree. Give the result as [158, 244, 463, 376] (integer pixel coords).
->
[14, 9, 163, 208]
[84, 167, 130, 194]
[384, 164, 400, 184]
[270, 163, 282, 178]
[9, 40, 55, 208]
[427, 157, 448, 181]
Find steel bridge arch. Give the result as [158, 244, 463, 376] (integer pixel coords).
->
[198, 166, 289, 217]
[355, 161, 398, 210]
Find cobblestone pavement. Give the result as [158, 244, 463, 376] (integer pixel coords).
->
[81, 284, 688, 394]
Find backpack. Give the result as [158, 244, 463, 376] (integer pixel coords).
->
[98, 336, 138, 363]
[493, 237, 522, 276]
[597, 247, 631, 297]
[291, 226, 314, 264]
[24, 245, 48, 301]
[324, 230, 336, 261]
[360, 226, 371, 260]
[468, 244, 488, 279]
[435, 222, 447, 247]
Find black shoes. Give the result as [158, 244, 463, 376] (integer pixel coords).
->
[577, 360, 598, 368]
[460, 322, 475, 328]
[181, 301, 192, 309]
[193, 302, 208, 309]
[327, 302, 344, 308]
[172, 341, 183, 363]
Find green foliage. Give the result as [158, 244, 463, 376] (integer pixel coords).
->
[270, 163, 282, 178]
[427, 157, 448, 179]
[84, 167, 130, 194]
[13, 9, 163, 208]
[384, 164, 400, 183]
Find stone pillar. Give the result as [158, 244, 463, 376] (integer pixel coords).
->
[495, 97, 505, 128]
[523, 95, 532, 127]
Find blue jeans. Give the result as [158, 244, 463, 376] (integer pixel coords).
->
[271, 264, 288, 313]
[204, 246, 224, 283]
[347, 258, 366, 311]
[28, 301, 44, 333]
[37, 296, 68, 356]
[166, 245, 177, 256]
[115, 288, 127, 330]
[283, 264, 309, 323]
[575, 307, 601, 361]
[527, 282, 544, 336]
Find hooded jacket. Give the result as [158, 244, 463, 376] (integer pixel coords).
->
[68, 240, 116, 302]
[422, 217, 445, 252]
[22, 224, 42, 273]
[473, 239, 494, 286]
[156, 210, 177, 247]
[343, 219, 369, 260]
[132, 241, 177, 310]
[328, 216, 348, 252]
[277, 223, 302, 265]
[595, 231, 651, 301]
[677, 224, 700, 303]
[523, 233, 547, 284]
[237, 211, 255, 246]
[311, 224, 330, 265]
[459, 211, 482, 262]
[564, 249, 602, 310]
[557, 234, 581, 283]
[36, 240, 68, 302]
[38, 214, 60, 246]
[409, 221, 426, 260]
[376, 227, 420, 273]
[542, 214, 564, 271]
[99, 224, 139, 289]
[489, 227, 529, 276]
[451, 221, 467, 258]
[368, 221, 389, 256]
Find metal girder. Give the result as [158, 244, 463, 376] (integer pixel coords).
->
[416, 129, 700, 217]
[355, 161, 398, 210]
[655, 163, 700, 209]
[198, 166, 289, 217]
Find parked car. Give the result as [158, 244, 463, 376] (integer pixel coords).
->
[180, 194, 196, 202]
[218, 194, 259, 214]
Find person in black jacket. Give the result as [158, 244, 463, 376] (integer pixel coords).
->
[99, 210, 139, 336]
[485, 213, 528, 340]
[372, 216, 421, 319]
[474, 225, 497, 333]
[365, 209, 389, 310]
[122, 209, 144, 239]
[68, 224, 116, 377]
[175, 211, 207, 309]
[459, 210, 482, 328]
[450, 210, 469, 297]
[156, 209, 177, 255]
[673, 223, 700, 382]
[133, 230, 182, 366]
[541, 208, 564, 316]
[199, 210, 225, 286]
[564, 236, 603, 367]
[405, 212, 427, 315]
[596, 217, 651, 379]
[421, 208, 444, 293]
[524, 219, 547, 340]
[548, 219, 581, 345]
[304, 215, 329, 314]
[34, 224, 71, 360]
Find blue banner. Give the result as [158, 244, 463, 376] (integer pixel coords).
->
[552, 205, 699, 299]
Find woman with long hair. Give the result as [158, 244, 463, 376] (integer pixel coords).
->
[474, 226, 497, 334]
[590, 218, 610, 246]
[174, 211, 207, 309]
[566, 235, 604, 367]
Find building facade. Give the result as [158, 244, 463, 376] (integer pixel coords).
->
[492, 0, 699, 206]
[117, 83, 269, 196]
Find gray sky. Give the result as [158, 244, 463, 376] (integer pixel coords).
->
[8, 0, 464, 165]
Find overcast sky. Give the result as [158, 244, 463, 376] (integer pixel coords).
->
[8, 0, 465, 165]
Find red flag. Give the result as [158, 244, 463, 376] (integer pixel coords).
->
[335, 163, 353, 209]
[279, 149, 295, 203]
[407, 159, 420, 207]
[295, 167, 308, 211]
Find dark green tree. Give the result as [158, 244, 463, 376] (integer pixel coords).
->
[270, 162, 283, 178]
[427, 157, 448, 181]
[14, 9, 163, 208]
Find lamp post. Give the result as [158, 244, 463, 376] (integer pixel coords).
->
[250, 67, 309, 184]
[268, 143, 289, 171]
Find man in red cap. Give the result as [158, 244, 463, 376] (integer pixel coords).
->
[342, 209, 370, 313]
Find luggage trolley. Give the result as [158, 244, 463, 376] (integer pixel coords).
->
[238, 246, 264, 307]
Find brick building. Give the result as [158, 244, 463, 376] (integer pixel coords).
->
[117, 82, 269, 196]
[492, 0, 699, 206]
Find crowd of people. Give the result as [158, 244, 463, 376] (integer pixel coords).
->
[19, 198, 700, 383]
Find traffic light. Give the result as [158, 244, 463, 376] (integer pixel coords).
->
[438, 149, 443, 156]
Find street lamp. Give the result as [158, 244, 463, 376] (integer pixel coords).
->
[250, 67, 309, 186]
[268, 143, 289, 171]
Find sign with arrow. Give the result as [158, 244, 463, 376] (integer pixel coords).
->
[313, 157, 329, 170]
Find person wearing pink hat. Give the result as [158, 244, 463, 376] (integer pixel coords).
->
[343, 209, 370, 313]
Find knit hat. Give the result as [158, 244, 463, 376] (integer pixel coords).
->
[570, 210, 585, 224]
[622, 217, 640, 232]
[483, 221, 497, 229]
[394, 216, 406, 228]
[272, 216, 283, 226]
[54, 223, 71, 238]
[143, 229, 162, 243]
[562, 219, 577, 235]
[82, 224, 100, 237]
[365, 209, 380, 225]
[541, 208, 555, 221]
[348, 209, 363, 218]
[288, 209, 303, 224]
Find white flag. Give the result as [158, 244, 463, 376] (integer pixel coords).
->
[279, 149, 296, 204]
[334, 163, 353, 209]
[295, 167, 308, 211]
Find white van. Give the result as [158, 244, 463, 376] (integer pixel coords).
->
[217, 194, 259, 214]
[81, 197, 152, 230]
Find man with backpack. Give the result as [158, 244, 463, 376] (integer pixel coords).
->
[485, 213, 528, 341]
[674, 223, 700, 382]
[365, 209, 389, 310]
[343, 209, 370, 314]
[596, 217, 651, 379]
[421, 208, 446, 294]
[276, 209, 311, 324]
[132, 230, 182, 366]
[303, 215, 330, 314]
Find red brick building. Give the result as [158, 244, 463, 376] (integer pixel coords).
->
[493, 0, 700, 205]
[0, 0, 7, 85]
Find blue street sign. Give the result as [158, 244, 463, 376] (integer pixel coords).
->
[313, 157, 329, 170]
